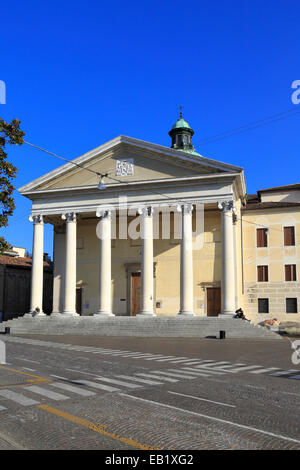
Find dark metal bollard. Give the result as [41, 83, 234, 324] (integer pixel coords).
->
[4, 327, 10, 335]
[219, 330, 226, 339]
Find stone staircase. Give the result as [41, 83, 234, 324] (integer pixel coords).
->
[0, 315, 282, 339]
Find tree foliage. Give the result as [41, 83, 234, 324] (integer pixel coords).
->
[0, 118, 25, 253]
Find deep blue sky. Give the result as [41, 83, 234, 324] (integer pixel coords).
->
[1, 0, 300, 256]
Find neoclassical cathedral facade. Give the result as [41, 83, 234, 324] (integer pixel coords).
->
[19, 115, 300, 324]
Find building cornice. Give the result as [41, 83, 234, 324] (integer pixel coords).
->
[21, 172, 242, 200]
[18, 135, 245, 194]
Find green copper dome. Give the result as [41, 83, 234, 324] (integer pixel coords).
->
[168, 110, 200, 155]
[171, 117, 193, 132]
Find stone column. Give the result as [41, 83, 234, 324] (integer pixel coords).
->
[29, 214, 45, 315]
[232, 211, 239, 311]
[52, 224, 66, 315]
[178, 203, 194, 316]
[138, 206, 155, 316]
[218, 200, 235, 316]
[61, 212, 78, 316]
[95, 210, 114, 316]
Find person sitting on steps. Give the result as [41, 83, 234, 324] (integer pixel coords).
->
[234, 308, 250, 322]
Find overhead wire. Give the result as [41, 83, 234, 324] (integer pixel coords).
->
[193, 108, 300, 148]
[22, 140, 290, 234]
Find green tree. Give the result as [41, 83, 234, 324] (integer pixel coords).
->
[0, 118, 25, 253]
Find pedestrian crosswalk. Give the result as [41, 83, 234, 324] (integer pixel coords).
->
[0, 357, 300, 412]
[49, 382, 96, 396]
[3, 336, 300, 383]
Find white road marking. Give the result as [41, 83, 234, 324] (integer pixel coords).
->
[168, 391, 236, 408]
[0, 390, 39, 406]
[271, 370, 299, 377]
[213, 363, 245, 370]
[172, 368, 211, 377]
[116, 353, 155, 358]
[249, 367, 281, 374]
[103, 351, 133, 356]
[155, 356, 177, 362]
[116, 375, 163, 385]
[156, 356, 186, 362]
[14, 357, 40, 364]
[0, 405, 7, 411]
[22, 367, 36, 372]
[179, 361, 209, 366]
[95, 376, 143, 389]
[73, 380, 120, 392]
[195, 360, 219, 365]
[245, 385, 266, 390]
[66, 368, 89, 374]
[225, 365, 262, 373]
[151, 356, 175, 361]
[153, 370, 197, 380]
[50, 382, 96, 396]
[65, 369, 105, 378]
[289, 375, 300, 380]
[26, 386, 69, 401]
[135, 373, 178, 383]
[167, 358, 189, 363]
[119, 394, 300, 445]
[194, 361, 230, 368]
[50, 374, 70, 380]
[144, 355, 170, 361]
[181, 367, 225, 376]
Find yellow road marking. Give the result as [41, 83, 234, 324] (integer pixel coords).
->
[38, 404, 160, 450]
[0, 365, 51, 388]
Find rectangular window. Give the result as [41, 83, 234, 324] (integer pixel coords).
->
[257, 265, 269, 282]
[257, 228, 268, 247]
[286, 298, 298, 313]
[285, 265, 297, 281]
[284, 226, 295, 246]
[258, 298, 269, 313]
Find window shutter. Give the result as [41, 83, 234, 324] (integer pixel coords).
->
[257, 228, 267, 247]
[257, 266, 262, 282]
[284, 227, 295, 246]
[258, 265, 268, 282]
[285, 265, 297, 281]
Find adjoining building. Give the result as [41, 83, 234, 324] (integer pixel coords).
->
[18, 115, 299, 324]
[0, 248, 53, 320]
[242, 184, 300, 323]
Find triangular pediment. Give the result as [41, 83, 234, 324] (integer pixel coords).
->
[19, 136, 243, 194]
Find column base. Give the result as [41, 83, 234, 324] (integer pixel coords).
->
[137, 311, 156, 316]
[51, 311, 64, 316]
[94, 311, 115, 317]
[61, 311, 79, 317]
[177, 311, 195, 316]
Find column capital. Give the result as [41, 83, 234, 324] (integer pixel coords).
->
[181, 203, 193, 214]
[96, 208, 112, 219]
[138, 206, 153, 217]
[218, 200, 234, 212]
[29, 214, 43, 224]
[62, 212, 76, 222]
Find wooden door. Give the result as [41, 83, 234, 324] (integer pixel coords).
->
[131, 273, 141, 316]
[207, 287, 221, 317]
[76, 288, 82, 315]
